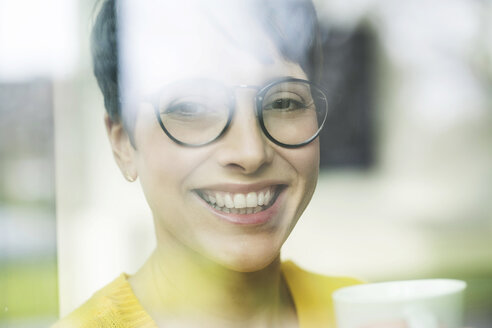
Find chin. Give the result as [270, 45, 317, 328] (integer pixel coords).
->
[212, 243, 282, 273]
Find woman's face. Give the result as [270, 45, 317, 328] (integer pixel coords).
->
[115, 1, 319, 272]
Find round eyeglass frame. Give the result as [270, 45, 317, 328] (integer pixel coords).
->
[153, 77, 329, 148]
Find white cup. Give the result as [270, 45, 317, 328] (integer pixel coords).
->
[333, 279, 466, 328]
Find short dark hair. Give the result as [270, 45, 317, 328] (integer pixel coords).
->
[91, 0, 322, 125]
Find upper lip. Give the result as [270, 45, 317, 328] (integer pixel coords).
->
[192, 181, 288, 193]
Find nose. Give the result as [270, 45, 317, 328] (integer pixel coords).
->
[216, 92, 274, 174]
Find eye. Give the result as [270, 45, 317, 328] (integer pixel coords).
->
[263, 93, 307, 112]
[164, 102, 208, 117]
[269, 98, 304, 111]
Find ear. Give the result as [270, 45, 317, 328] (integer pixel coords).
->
[104, 114, 138, 182]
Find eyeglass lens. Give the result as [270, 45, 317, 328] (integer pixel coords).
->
[156, 79, 327, 147]
[259, 80, 326, 146]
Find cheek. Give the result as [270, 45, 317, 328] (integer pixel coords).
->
[131, 117, 188, 212]
[285, 140, 320, 210]
[291, 140, 319, 186]
[275, 140, 319, 235]
[135, 136, 209, 196]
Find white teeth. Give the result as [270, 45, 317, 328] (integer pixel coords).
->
[233, 194, 246, 208]
[200, 186, 279, 215]
[224, 194, 234, 208]
[216, 193, 225, 207]
[264, 189, 271, 205]
[208, 203, 266, 215]
[246, 192, 257, 208]
[258, 192, 265, 206]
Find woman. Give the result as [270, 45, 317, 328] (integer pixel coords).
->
[55, 0, 362, 327]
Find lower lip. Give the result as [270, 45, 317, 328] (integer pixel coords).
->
[194, 189, 285, 226]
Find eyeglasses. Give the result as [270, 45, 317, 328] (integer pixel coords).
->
[152, 77, 328, 148]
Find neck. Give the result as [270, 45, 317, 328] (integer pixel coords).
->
[129, 229, 296, 327]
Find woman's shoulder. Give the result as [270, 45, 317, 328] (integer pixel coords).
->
[281, 260, 364, 327]
[52, 274, 156, 328]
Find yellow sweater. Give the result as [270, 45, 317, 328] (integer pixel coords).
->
[54, 261, 362, 328]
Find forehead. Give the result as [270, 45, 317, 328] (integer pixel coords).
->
[119, 0, 306, 102]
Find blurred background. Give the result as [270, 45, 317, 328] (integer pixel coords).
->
[0, 0, 76, 326]
[0, 0, 491, 327]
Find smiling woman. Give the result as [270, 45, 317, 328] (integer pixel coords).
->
[53, 0, 362, 327]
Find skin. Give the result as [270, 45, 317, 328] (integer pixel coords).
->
[105, 4, 319, 327]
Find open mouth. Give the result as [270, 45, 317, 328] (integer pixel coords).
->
[194, 185, 284, 215]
